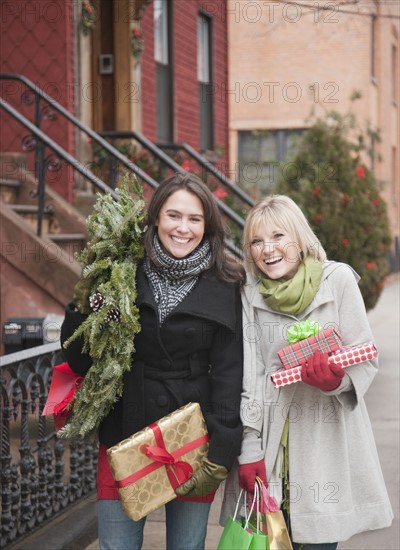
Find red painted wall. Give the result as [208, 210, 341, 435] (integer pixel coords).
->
[0, 0, 75, 202]
[141, 0, 228, 166]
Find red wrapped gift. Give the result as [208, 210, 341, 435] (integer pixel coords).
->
[278, 328, 342, 369]
[42, 362, 83, 430]
[107, 402, 209, 521]
[272, 342, 378, 388]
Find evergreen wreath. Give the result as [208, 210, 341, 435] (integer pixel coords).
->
[60, 173, 146, 440]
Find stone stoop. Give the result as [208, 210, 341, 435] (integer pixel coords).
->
[0, 153, 89, 353]
[0, 153, 88, 257]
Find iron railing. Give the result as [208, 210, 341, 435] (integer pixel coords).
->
[0, 73, 159, 236]
[159, 142, 255, 207]
[0, 343, 97, 548]
[0, 74, 245, 257]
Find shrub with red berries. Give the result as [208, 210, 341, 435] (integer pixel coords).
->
[276, 107, 391, 310]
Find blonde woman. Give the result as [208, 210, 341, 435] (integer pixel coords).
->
[221, 195, 393, 550]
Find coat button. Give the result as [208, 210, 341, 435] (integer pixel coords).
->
[185, 328, 195, 338]
[161, 358, 171, 368]
[156, 395, 168, 407]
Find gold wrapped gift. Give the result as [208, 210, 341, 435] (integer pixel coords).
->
[107, 402, 209, 521]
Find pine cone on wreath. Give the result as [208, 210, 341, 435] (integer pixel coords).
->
[89, 292, 106, 312]
[106, 308, 121, 324]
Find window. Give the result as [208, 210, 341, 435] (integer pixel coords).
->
[154, 0, 173, 143]
[238, 129, 305, 196]
[154, 0, 168, 65]
[198, 13, 213, 151]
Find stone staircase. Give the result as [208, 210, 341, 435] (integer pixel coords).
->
[0, 153, 89, 352]
[1, 153, 88, 257]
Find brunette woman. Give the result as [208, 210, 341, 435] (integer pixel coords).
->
[61, 173, 245, 550]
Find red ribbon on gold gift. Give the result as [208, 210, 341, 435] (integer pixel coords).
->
[116, 421, 209, 490]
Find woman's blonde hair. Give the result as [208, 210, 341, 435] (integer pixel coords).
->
[243, 195, 327, 276]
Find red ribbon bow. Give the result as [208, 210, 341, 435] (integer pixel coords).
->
[116, 421, 209, 491]
[144, 444, 193, 488]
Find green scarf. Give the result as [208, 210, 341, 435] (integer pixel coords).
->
[259, 256, 323, 315]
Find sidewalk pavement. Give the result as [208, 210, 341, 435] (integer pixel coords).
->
[86, 277, 400, 550]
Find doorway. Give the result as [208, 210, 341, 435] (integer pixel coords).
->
[91, 0, 132, 132]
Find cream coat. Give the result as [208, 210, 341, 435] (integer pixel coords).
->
[221, 261, 393, 544]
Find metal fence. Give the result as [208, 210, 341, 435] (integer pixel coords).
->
[0, 343, 97, 548]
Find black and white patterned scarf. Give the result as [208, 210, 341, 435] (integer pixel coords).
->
[144, 235, 211, 323]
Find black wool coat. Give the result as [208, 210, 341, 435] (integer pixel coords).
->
[60, 265, 244, 470]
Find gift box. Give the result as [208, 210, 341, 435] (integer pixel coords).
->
[272, 342, 378, 388]
[278, 328, 342, 369]
[107, 402, 209, 521]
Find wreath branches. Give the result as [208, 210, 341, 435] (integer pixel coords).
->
[60, 173, 146, 440]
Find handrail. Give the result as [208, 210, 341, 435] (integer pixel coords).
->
[181, 143, 255, 207]
[158, 142, 255, 207]
[0, 98, 119, 199]
[0, 341, 60, 367]
[97, 131, 245, 228]
[100, 130, 185, 174]
[0, 73, 159, 191]
[0, 74, 243, 258]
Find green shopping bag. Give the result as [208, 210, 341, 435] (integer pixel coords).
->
[243, 519, 270, 550]
[218, 487, 270, 550]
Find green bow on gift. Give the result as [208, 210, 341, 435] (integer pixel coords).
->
[287, 320, 322, 344]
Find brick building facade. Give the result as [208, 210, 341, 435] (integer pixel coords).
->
[227, 0, 399, 266]
[0, 0, 229, 202]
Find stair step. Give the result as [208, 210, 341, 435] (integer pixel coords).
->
[0, 152, 27, 169]
[7, 203, 54, 234]
[47, 233, 87, 257]
[8, 204, 52, 214]
[0, 179, 21, 204]
[48, 233, 87, 242]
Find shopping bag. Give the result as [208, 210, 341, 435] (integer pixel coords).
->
[266, 512, 293, 550]
[218, 486, 269, 550]
[218, 517, 256, 550]
[249, 478, 292, 550]
[241, 518, 270, 550]
[41, 362, 83, 430]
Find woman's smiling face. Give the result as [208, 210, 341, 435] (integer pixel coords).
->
[156, 189, 205, 258]
[250, 223, 301, 280]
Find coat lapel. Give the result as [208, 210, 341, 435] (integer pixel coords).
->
[136, 265, 238, 332]
[136, 264, 157, 309]
[171, 273, 238, 331]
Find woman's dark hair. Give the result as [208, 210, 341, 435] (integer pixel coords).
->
[144, 172, 245, 285]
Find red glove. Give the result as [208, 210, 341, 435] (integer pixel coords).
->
[238, 459, 267, 493]
[301, 350, 345, 391]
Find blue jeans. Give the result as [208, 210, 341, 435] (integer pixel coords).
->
[292, 544, 338, 550]
[98, 499, 212, 550]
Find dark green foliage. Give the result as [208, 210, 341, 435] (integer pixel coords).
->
[276, 113, 391, 310]
[61, 174, 145, 440]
